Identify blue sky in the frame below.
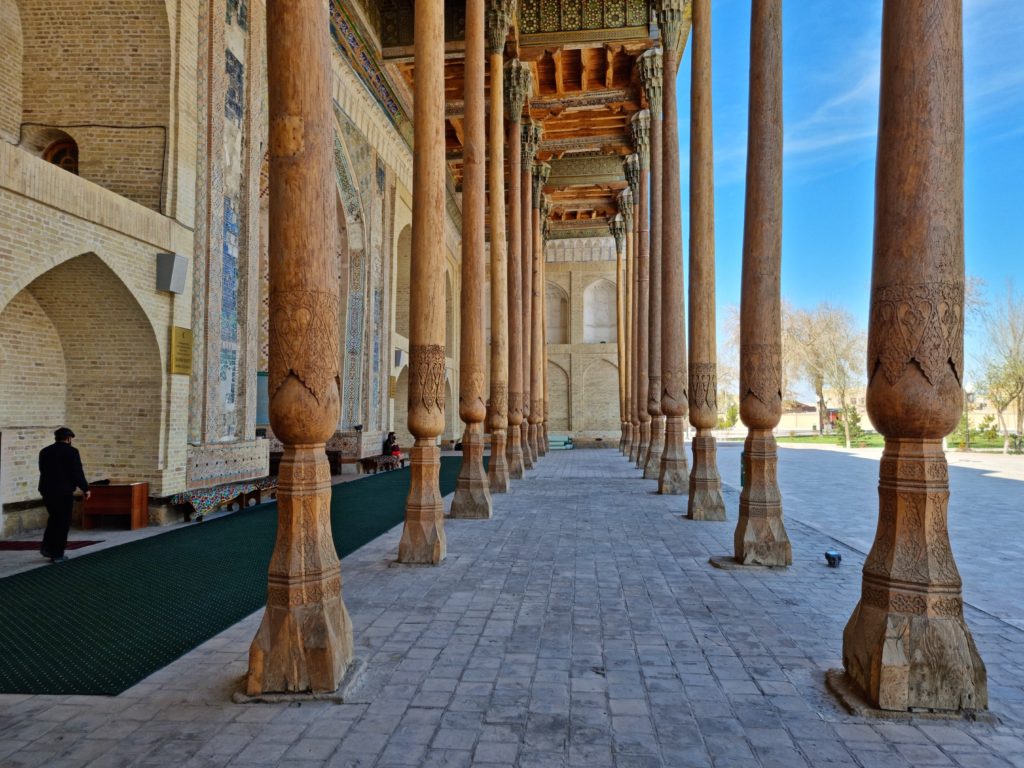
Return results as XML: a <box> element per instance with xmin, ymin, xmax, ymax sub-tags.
<box><xmin>675</xmin><ymin>0</ymin><xmax>1024</xmax><ymax>375</ymax></box>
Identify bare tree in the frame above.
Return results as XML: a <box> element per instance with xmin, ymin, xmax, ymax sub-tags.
<box><xmin>786</xmin><ymin>303</ymin><xmax>865</xmax><ymax>447</ymax></box>
<box><xmin>980</xmin><ymin>280</ymin><xmax>1024</xmax><ymax>450</ymax></box>
<box><xmin>721</xmin><ymin>301</ymin><xmax>799</xmax><ymax>407</ymax></box>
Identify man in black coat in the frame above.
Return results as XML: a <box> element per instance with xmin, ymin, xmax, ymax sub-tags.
<box><xmin>39</xmin><ymin>427</ymin><xmax>90</xmax><ymax>563</ymax></box>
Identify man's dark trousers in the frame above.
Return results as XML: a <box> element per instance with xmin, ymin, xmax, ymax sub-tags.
<box><xmin>41</xmin><ymin>495</ymin><xmax>74</xmax><ymax>558</ymax></box>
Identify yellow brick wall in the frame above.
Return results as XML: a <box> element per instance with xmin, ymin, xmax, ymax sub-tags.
<box><xmin>545</xmin><ymin>244</ymin><xmax>621</xmax><ymax>439</ymax></box>
<box><xmin>15</xmin><ymin>0</ymin><xmax>173</xmax><ymax>211</ymax></box>
<box><xmin>0</xmin><ymin>142</ymin><xmax>193</xmax><ymax>528</ymax></box>
<box><xmin>0</xmin><ymin>0</ymin><xmax>21</xmax><ymax>144</ymax></box>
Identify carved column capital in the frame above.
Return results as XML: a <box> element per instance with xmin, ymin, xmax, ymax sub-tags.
<box><xmin>504</xmin><ymin>59</ymin><xmax>531</xmax><ymax>121</ymax></box>
<box><xmin>610</xmin><ymin>213</ymin><xmax>626</xmax><ymax>253</ymax></box>
<box><xmin>638</xmin><ymin>48</ymin><xmax>664</xmax><ymax>117</ymax></box>
<box><xmin>631</xmin><ymin>110</ymin><xmax>651</xmax><ymax>169</ymax></box>
<box><xmin>522</xmin><ymin>122</ymin><xmax>542</xmax><ymax>169</ymax></box>
<box><xmin>532</xmin><ymin>160</ymin><xmax>550</xmax><ymax>204</ymax></box>
<box><xmin>540</xmin><ymin>195</ymin><xmax>551</xmax><ymax>239</ymax></box>
<box><xmin>485</xmin><ymin>0</ymin><xmax>513</xmax><ymax>54</ymax></box>
<box><xmin>618</xmin><ymin>187</ymin><xmax>633</xmax><ymax>229</ymax></box>
<box><xmin>659</xmin><ymin>0</ymin><xmax>689</xmax><ymax>54</ymax></box>
<box><xmin>623</xmin><ymin>153</ymin><xmax>640</xmax><ymax>199</ymax></box>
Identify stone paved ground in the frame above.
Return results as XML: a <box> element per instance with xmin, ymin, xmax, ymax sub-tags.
<box><xmin>1</xmin><ymin>447</ymin><xmax>1023</xmax><ymax>768</ymax></box>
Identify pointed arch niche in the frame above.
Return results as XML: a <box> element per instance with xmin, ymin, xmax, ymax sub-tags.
<box><xmin>583</xmin><ymin>279</ymin><xmax>617</xmax><ymax>344</ymax></box>
<box><xmin>546</xmin><ymin>282</ymin><xmax>569</xmax><ymax>344</ymax></box>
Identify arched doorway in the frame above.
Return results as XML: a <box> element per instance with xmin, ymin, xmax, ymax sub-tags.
<box><xmin>547</xmin><ymin>361</ymin><xmax>571</xmax><ymax>432</ymax></box>
<box><xmin>582</xmin><ymin>359</ymin><xmax>619</xmax><ymax>432</ymax></box>
<box><xmin>392</xmin><ymin>366</ymin><xmax>414</xmax><ymax>452</ymax></box>
<box><xmin>395</xmin><ymin>225</ymin><xmax>412</xmax><ymax>340</ymax></box>
<box><xmin>0</xmin><ymin>254</ymin><xmax>163</xmax><ymax>527</ymax></box>
<box><xmin>546</xmin><ymin>282</ymin><xmax>569</xmax><ymax>344</ymax></box>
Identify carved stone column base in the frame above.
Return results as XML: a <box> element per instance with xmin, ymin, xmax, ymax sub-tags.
<box><xmin>523</xmin><ymin>423</ymin><xmax>536</xmax><ymax>469</ymax></box>
<box><xmin>635</xmin><ymin>421</ymin><xmax>651</xmax><ymax>469</ymax></box>
<box><xmin>450</xmin><ymin>425</ymin><xmax>492</xmax><ymax>519</ymax></box>
<box><xmin>842</xmin><ymin>438</ymin><xmax>987</xmax><ymax>712</ymax></box>
<box><xmin>488</xmin><ymin>430</ymin><xmax>511</xmax><ymax>492</ymax></box>
<box><xmin>247</xmin><ymin>446</ymin><xmax>354</xmax><ymax>695</ymax></box>
<box><xmin>628</xmin><ymin>422</ymin><xmax>639</xmax><ymax>463</ymax></box>
<box><xmin>538</xmin><ymin>425</ymin><xmax>548</xmax><ymax>457</ymax></box>
<box><xmin>621</xmin><ymin>423</ymin><xmax>632</xmax><ymax>456</ymax></box>
<box><xmin>658</xmin><ymin>416</ymin><xmax>690</xmax><ymax>494</ymax></box>
<box><xmin>735</xmin><ymin>429</ymin><xmax>791</xmax><ymax>566</ymax></box>
<box><xmin>643</xmin><ymin>416</ymin><xmax>664</xmax><ymax>479</ymax></box>
<box><xmin>398</xmin><ymin>441</ymin><xmax>447</xmax><ymax>564</ymax></box>
<box><xmin>524</xmin><ymin>423</ymin><xmax>540</xmax><ymax>466</ymax></box>
<box><xmin>506</xmin><ymin>424</ymin><xmax>525</xmax><ymax>479</ymax></box>
<box><xmin>688</xmin><ymin>431</ymin><xmax>725</xmax><ymax>520</ymax></box>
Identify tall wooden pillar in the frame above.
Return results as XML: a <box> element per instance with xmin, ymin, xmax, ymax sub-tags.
<box><xmin>624</xmin><ymin>153</ymin><xmax>641</xmax><ymax>464</ymax></box>
<box><xmin>485</xmin><ymin>0</ymin><xmax>512</xmax><ymax>493</ymax></box>
<box><xmin>529</xmin><ymin>161</ymin><xmax>550</xmax><ymax>461</ymax></box>
<box><xmin>522</xmin><ymin>124</ymin><xmax>541</xmax><ymax>466</ymax></box>
<box><xmin>619</xmin><ymin>186</ymin><xmax>635</xmax><ymax>457</ymax></box>
<box><xmin>734</xmin><ymin>0</ymin><xmax>791</xmax><ymax>566</ymax></box>
<box><xmin>639</xmin><ymin>49</ymin><xmax>665</xmax><ymax>480</ymax></box>
<box><xmin>398</xmin><ymin>0</ymin><xmax>449</xmax><ymax>564</ymax></box>
<box><xmin>611</xmin><ymin>214</ymin><xmax>628</xmax><ymax>453</ymax></box>
<box><xmin>450</xmin><ymin>0</ymin><xmax>492</xmax><ymax>520</ymax></box>
<box><xmin>842</xmin><ymin>0</ymin><xmax>986</xmax><ymax>712</ymax></box>
<box><xmin>504</xmin><ymin>60</ymin><xmax>530</xmax><ymax>481</ymax></box>
<box><xmin>686</xmin><ymin>0</ymin><xmax>725</xmax><ymax>520</ymax></box>
<box><xmin>247</xmin><ymin>0</ymin><xmax>354</xmax><ymax>694</ymax></box>
<box><xmin>658</xmin><ymin>1</ymin><xmax>690</xmax><ymax>495</ymax></box>
<box><xmin>539</xmin><ymin>196</ymin><xmax>551</xmax><ymax>454</ymax></box>
<box><xmin>631</xmin><ymin>113</ymin><xmax>651</xmax><ymax>470</ymax></box>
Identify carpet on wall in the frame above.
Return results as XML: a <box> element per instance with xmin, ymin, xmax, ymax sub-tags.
<box><xmin>0</xmin><ymin>457</ymin><xmax>467</xmax><ymax>696</ymax></box>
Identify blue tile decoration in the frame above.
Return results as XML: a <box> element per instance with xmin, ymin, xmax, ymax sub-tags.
<box><xmin>220</xmin><ymin>195</ymin><xmax>241</xmax><ymax>419</ymax></box>
<box><xmin>225</xmin><ymin>51</ymin><xmax>244</xmax><ymax>127</ymax></box>
<box><xmin>226</xmin><ymin>0</ymin><xmax>249</xmax><ymax>30</ymax></box>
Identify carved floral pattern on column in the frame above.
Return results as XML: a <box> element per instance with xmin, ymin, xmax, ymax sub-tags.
<box><xmin>410</xmin><ymin>344</ymin><xmax>446</xmax><ymax>413</ymax></box>
<box><xmin>688</xmin><ymin>362</ymin><xmax>717</xmax><ymax>413</ymax></box>
<box><xmin>740</xmin><ymin>342</ymin><xmax>781</xmax><ymax>408</ymax></box>
<box><xmin>661</xmin><ymin>370</ymin><xmax>687</xmax><ymax>412</ymax></box>
<box><xmin>485</xmin><ymin>0</ymin><xmax>513</xmax><ymax>54</ymax></box>
<box><xmin>638</xmin><ymin>48</ymin><xmax>663</xmax><ymax>116</ymax></box>
<box><xmin>269</xmin><ymin>290</ymin><xmax>341</xmax><ymax>405</ymax></box>
<box><xmin>868</xmin><ymin>281</ymin><xmax>964</xmax><ymax>387</ymax></box>
<box><xmin>490</xmin><ymin>384</ymin><xmax>509</xmax><ymax>419</ymax></box>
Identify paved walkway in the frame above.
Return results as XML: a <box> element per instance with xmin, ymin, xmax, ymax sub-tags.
<box><xmin>1</xmin><ymin>448</ymin><xmax>1023</xmax><ymax>767</ymax></box>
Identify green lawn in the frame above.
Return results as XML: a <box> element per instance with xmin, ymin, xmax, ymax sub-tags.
<box><xmin>775</xmin><ymin>433</ymin><xmax>886</xmax><ymax>448</ymax></box>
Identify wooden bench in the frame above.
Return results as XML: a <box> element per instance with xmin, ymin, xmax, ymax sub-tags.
<box><xmin>358</xmin><ymin>454</ymin><xmax>408</xmax><ymax>474</ymax></box>
<box><xmin>82</xmin><ymin>482</ymin><xmax>149</xmax><ymax>530</ymax></box>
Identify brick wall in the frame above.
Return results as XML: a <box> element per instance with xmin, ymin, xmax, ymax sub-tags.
<box><xmin>0</xmin><ymin>142</ymin><xmax>194</xmax><ymax>529</ymax></box>
<box><xmin>544</xmin><ymin>243</ymin><xmax>621</xmax><ymax>439</ymax></box>
<box><xmin>0</xmin><ymin>0</ymin><xmax>21</xmax><ymax>144</ymax></box>
<box><xmin>16</xmin><ymin>0</ymin><xmax>172</xmax><ymax>211</ymax></box>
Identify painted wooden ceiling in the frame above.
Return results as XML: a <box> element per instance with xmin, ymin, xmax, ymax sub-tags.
<box><xmin>369</xmin><ymin>0</ymin><xmax>662</xmax><ymax>238</ymax></box>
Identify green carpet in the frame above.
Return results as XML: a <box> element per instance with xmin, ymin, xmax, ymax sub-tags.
<box><xmin>0</xmin><ymin>457</ymin><xmax>467</xmax><ymax>696</ymax></box>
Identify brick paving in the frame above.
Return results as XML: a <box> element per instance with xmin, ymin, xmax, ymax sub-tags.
<box><xmin>1</xmin><ymin>447</ymin><xmax>1023</xmax><ymax>767</ymax></box>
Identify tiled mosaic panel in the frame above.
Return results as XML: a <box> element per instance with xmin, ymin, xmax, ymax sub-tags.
<box><xmin>520</xmin><ymin>0</ymin><xmax>648</xmax><ymax>34</ymax></box>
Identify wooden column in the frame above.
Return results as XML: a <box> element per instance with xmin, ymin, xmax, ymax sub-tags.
<box><xmin>658</xmin><ymin>2</ymin><xmax>690</xmax><ymax>495</ymax></box>
<box><xmin>450</xmin><ymin>0</ymin><xmax>491</xmax><ymax>519</ymax></box>
<box><xmin>539</xmin><ymin>196</ymin><xmax>551</xmax><ymax>454</ymax></box>
<box><xmin>734</xmin><ymin>0</ymin><xmax>790</xmax><ymax>566</ymax></box>
<box><xmin>686</xmin><ymin>0</ymin><xmax>725</xmax><ymax>520</ymax></box>
<box><xmin>611</xmin><ymin>214</ymin><xmax>628</xmax><ymax>453</ymax></box>
<box><xmin>529</xmin><ymin>161</ymin><xmax>549</xmax><ymax>460</ymax></box>
<box><xmin>619</xmin><ymin>186</ymin><xmax>635</xmax><ymax>457</ymax></box>
<box><xmin>522</xmin><ymin>123</ymin><xmax>541</xmax><ymax>466</ymax></box>
<box><xmin>247</xmin><ymin>0</ymin><xmax>353</xmax><ymax>694</ymax></box>
<box><xmin>842</xmin><ymin>0</ymin><xmax>986</xmax><ymax>712</ymax></box>
<box><xmin>639</xmin><ymin>49</ymin><xmax>665</xmax><ymax>480</ymax></box>
<box><xmin>504</xmin><ymin>60</ymin><xmax>530</xmax><ymax>481</ymax></box>
<box><xmin>398</xmin><ymin>0</ymin><xmax>448</xmax><ymax>564</ymax></box>
<box><xmin>485</xmin><ymin>0</ymin><xmax>512</xmax><ymax>493</ymax></box>
<box><xmin>632</xmin><ymin>112</ymin><xmax>651</xmax><ymax>470</ymax></box>
<box><xmin>624</xmin><ymin>153</ymin><xmax>641</xmax><ymax>464</ymax></box>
